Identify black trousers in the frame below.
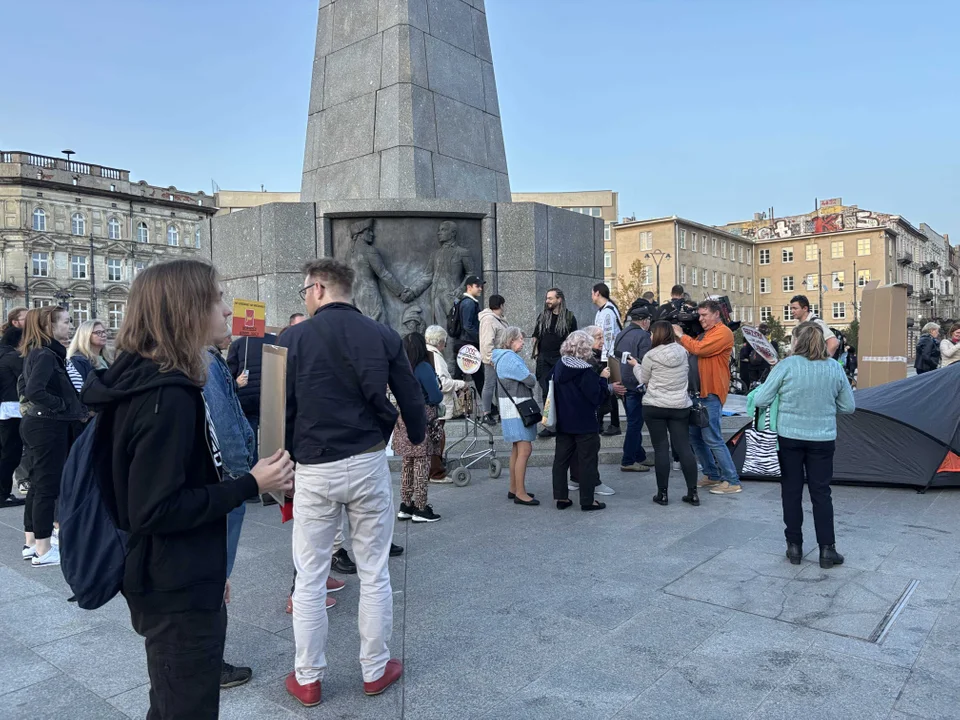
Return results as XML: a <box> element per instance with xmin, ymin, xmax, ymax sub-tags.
<box><xmin>130</xmin><ymin>604</ymin><xmax>228</xmax><ymax>720</ymax></box>
<box><xmin>0</xmin><ymin>418</ymin><xmax>22</xmax><ymax>497</ymax></box>
<box><xmin>21</xmin><ymin>416</ymin><xmax>72</xmax><ymax>539</ymax></box>
<box><xmin>535</xmin><ymin>357</ymin><xmax>558</xmax><ymax>401</ymax></box>
<box><xmin>597</xmin><ymin>392</ymin><xmax>620</xmax><ymax>429</ymax></box>
<box><xmin>777</xmin><ymin>436</ymin><xmax>836</xmax><ymax>546</ymax></box>
<box><xmin>553</xmin><ymin>432</ymin><xmax>600</xmax><ymax>507</ymax></box>
<box><xmin>644</xmin><ymin>406</ymin><xmax>698</xmax><ymax>492</ymax></box>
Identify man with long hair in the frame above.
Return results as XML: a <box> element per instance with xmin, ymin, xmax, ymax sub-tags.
<box><xmin>532</xmin><ymin>288</ymin><xmax>577</xmax><ymax>438</ymax></box>
<box><xmin>592</xmin><ymin>283</ymin><xmax>623</xmax><ymax>436</ymax></box>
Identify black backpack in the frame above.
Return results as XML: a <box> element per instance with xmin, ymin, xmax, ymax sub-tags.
<box><xmin>446</xmin><ymin>299</ymin><xmax>464</xmax><ymax>339</ymax></box>
<box><xmin>59</xmin><ymin>417</ymin><xmax>130</xmax><ymax>609</ymax></box>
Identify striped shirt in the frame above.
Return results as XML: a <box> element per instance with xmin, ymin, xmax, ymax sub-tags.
<box><xmin>65</xmin><ymin>359</ymin><xmax>84</xmax><ymax>394</ymax></box>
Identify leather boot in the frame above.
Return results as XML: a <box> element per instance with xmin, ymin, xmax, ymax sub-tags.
<box><xmin>785</xmin><ymin>542</ymin><xmax>803</xmax><ymax>565</ymax></box>
<box><xmin>653</xmin><ymin>489</ymin><xmax>668</xmax><ymax>506</ymax></box>
<box><xmin>682</xmin><ymin>489</ymin><xmax>700</xmax><ymax>506</ymax></box>
<box><xmin>819</xmin><ymin>544</ymin><xmax>844</xmax><ymax>569</ymax></box>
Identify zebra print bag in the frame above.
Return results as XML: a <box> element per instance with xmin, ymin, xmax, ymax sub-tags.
<box><xmin>741</xmin><ymin>409</ymin><xmax>780</xmax><ymax>477</ymax></box>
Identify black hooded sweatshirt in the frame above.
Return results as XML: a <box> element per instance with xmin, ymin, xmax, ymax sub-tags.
<box><xmin>82</xmin><ymin>352</ymin><xmax>259</xmax><ymax>614</ymax></box>
<box><xmin>0</xmin><ymin>327</ymin><xmax>23</xmax><ymax>403</ymax></box>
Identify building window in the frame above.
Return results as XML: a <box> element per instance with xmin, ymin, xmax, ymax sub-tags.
<box><xmin>811</xmin><ymin>303</ymin><xmax>820</xmax><ymax>316</ymax></box>
<box><xmin>759</xmin><ymin>249</ymin><xmax>770</xmax><ymax>265</ymax></box>
<box><xmin>71</xmin><ymin>213</ymin><xmax>85</xmax><ymax>236</ymax></box>
<box><xmin>642</xmin><ymin>266</ymin><xmax>653</xmax><ymax>285</ymax></box>
<box><xmin>832</xmin><ymin>271</ymin><xmax>845</xmax><ymax>290</ymax></box>
<box><xmin>679</xmin><ymin>229</ymin><xmax>686</xmax><ymax>249</ymax></box>
<box><xmin>888</xmin><ymin>241</ymin><xmax>894</xmax><ymax>257</ymax></box>
<box><xmin>738</xmin><ymin>245</ymin><xmax>744</xmax><ymax>263</ymax></box>
<box><xmin>760</xmin><ymin>277</ymin><xmax>770</xmax><ymax>294</ymax></box>
<box><xmin>680</xmin><ymin>265</ymin><xmax>687</xmax><ymax>283</ymax></box>
<box><xmin>135</xmin><ymin>261</ymin><xmax>146</xmax><ymax>276</ymax></box>
<box><xmin>806</xmin><ymin>244</ymin><xmax>818</xmax><ymax>261</ymax></box>
<box><xmin>782</xmin><ymin>247</ymin><xmax>794</xmax><ymax>263</ymax></box>
<box><xmin>782</xmin><ymin>276</ymin><xmax>794</xmax><ymax>292</ymax></box>
<box><xmin>107</xmin><ymin>258</ymin><xmax>123</xmax><ymax>282</ymax></box>
<box><xmin>722</xmin><ymin>241</ymin><xmax>727</xmax><ymax>259</ymax></box>
<box><xmin>858</xmin><ymin>269</ymin><xmax>871</xmax><ymax>287</ymax></box>
<box><xmin>858</xmin><ymin>237</ymin><xmax>871</xmax><ymax>256</ymax></box>
<box><xmin>604</xmin><ymin>224</ymin><xmax>610</xmax><ymax>242</ymax></box>
<box><xmin>167</xmin><ymin>225</ymin><xmax>179</xmax><ymax>246</ymax></box>
<box><xmin>831</xmin><ymin>240</ymin><xmax>844</xmax><ymax>258</ymax></box>
<box><xmin>712</xmin><ymin>238</ymin><xmax>718</xmax><ymax>256</ymax></box>
<box><xmin>137</xmin><ymin>222</ymin><xmax>149</xmax><ymax>243</ymax></box>
<box><xmin>32</xmin><ymin>208</ymin><xmax>46</xmax><ymax>231</ymax></box>
<box><xmin>760</xmin><ymin>306</ymin><xmax>772</xmax><ymax>322</ymax></box>
<box><xmin>108</xmin><ymin>302</ymin><xmax>125</xmax><ymax>330</ymax></box>
<box><xmin>195</xmin><ymin>227</ymin><xmax>201</xmax><ymax>248</ymax></box>
<box><xmin>32</xmin><ymin>298</ymin><xmax>53</xmax><ymax>308</ymax></box>
<box><xmin>832</xmin><ymin>302</ymin><xmax>846</xmax><ymax>320</ymax></box>
<box><xmin>747</xmin><ymin>248</ymin><xmax>753</xmax><ymax>265</ymax></box>
<box><xmin>721</xmin><ymin>273</ymin><xmax>727</xmax><ymax>290</ymax></box>
<box><xmin>747</xmin><ymin>278</ymin><xmax>752</xmax><ymax>294</ymax></box>
<box><xmin>603</xmin><ymin>252</ymin><xmax>612</xmax><ymax>269</ymax></box>
<box><xmin>712</xmin><ymin>271</ymin><xmax>718</xmax><ymax>289</ymax></box>
<box><xmin>805</xmin><ymin>273</ymin><xmax>818</xmax><ymax>291</ymax></box>
<box><xmin>739</xmin><ymin>276</ymin><xmax>744</xmax><ymax>293</ymax></box>
<box><xmin>691</xmin><ymin>233</ymin><xmax>697</xmax><ymax>252</ymax></box>
<box><xmin>783</xmin><ymin>305</ymin><xmax>793</xmax><ymax>320</ymax></box>
<box><xmin>702</xmin><ymin>239</ymin><xmax>707</xmax><ymax>255</ymax></box>
<box><xmin>71</xmin><ymin>255</ymin><xmax>88</xmax><ymax>279</ymax></box>
<box><xmin>691</xmin><ymin>266</ymin><xmax>698</xmax><ymax>286</ymax></box>
<box><xmin>32</xmin><ymin>252</ymin><xmax>49</xmax><ymax>277</ymax></box>
<box><xmin>108</xmin><ymin>217</ymin><xmax>122</xmax><ymax>240</ymax></box>
<box><xmin>73</xmin><ymin>300</ymin><xmax>90</xmax><ymax>326</ymax></box>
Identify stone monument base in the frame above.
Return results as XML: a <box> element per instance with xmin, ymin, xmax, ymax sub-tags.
<box><xmin>208</xmin><ymin>199</ymin><xmax>604</xmax><ymax>343</ymax></box>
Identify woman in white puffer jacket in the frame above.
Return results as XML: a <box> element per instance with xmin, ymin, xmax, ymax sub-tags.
<box><xmin>940</xmin><ymin>323</ymin><xmax>960</xmax><ymax>368</ymax></box>
<box><xmin>628</xmin><ymin>320</ymin><xmax>700</xmax><ymax>507</ymax></box>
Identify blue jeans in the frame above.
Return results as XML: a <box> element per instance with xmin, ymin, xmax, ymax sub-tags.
<box><xmin>621</xmin><ymin>392</ymin><xmax>647</xmax><ymax>465</ymax></box>
<box><xmin>689</xmin><ymin>394</ymin><xmax>740</xmax><ymax>485</ymax></box>
<box><xmin>226</xmin><ymin>500</ymin><xmax>246</xmax><ymax>578</ymax></box>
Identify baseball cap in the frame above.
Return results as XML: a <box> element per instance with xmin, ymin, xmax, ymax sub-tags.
<box><xmin>465</xmin><ymin>275</ymin><xmax>485</xmax><ymax>287</ymax></box>
<box><xmin>628</xmin><ymin>306</ymin><xmax>652</xmax><ymax>321</ymax></box>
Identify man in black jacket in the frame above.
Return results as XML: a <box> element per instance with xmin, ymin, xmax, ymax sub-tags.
<box><xmin>614</xmin><ymin>306</ymin><xmax>653</xmax><ymax>472</ymax></box>
<box><xmin>915</xmin><ymin>322</ymin><xmax>941</xmax><ymax>374</ymax></box>
<box><xmin>280</xmin><ymin>258</ymin><xmax>425</xmax><ymax>706</ymax></box>
<box><xmin>451</xmin><ymin>276</ymin><xmax>484</xmax><ymax>390</ymax></box>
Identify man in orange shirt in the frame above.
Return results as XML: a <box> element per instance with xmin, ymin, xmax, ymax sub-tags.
<box><xmin>673</xmin><ymin>300</ymin><xmax>742</xmax><ymax>495</ymax></box>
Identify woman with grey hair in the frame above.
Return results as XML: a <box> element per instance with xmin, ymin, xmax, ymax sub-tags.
<box><xmin>551</xmin><ymin>330</ymin><xmax>610</xmax><ymax>511</ymax></box>
<box><xmin>492</xmin><ymin>327</ymin><xmax>539</xmax><ymax>505</ymax></box>
<box><xmin>753</xmin><ymin>321</ymin><xmax>855</xmax><ymax>569</ymax></box>
<box><xmin>914</xmin><ymin>322</ymin><xmax>941</xmax><ymax>374</ymax></box>
<box><xmin>425</xmin><ymin>325</ymin><xmax>465</xmax><ymax>483</ymax></box>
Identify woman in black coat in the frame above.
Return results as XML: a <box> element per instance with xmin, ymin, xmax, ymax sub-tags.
<box><xmin>0</xmin><ymin>307</ymin><xmax>26</xmax><ymax>507</ymax></box>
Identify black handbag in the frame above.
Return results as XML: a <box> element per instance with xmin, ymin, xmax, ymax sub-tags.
<box><xmin>497</xmin><ymin>378</ymin><xmax>542</xmax><ymax>427</ymax></box>
<box><xmin>689</xmin><ymin>392</ymin><xmax>710</xmax><ymax>428</ymax></box>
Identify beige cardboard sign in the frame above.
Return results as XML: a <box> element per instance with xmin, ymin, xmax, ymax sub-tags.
<box><xmin>259</xmin><ymin>344</ymin><xmax>288</xmax><ymax>505</ymax></box>
<box><xmin>858</xmin><ymin>281</ymin><xmax>907</xmax><ymax>389</ymax></box>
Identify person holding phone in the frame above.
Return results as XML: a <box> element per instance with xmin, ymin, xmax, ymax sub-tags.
<box><xmin>613</xmin><ymin>306</ymin><xmax>653</xmax><ymax>473</ymax></box>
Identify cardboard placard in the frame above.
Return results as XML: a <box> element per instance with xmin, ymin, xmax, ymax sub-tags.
<box><xmin>607</xmin><ymin>356</ymin><xmax>622</xmax><ymax>383</ymax></box>
<box><xmin>741</xmin><ymin>326</ymin><xmax>779</xmax><ymax>366</ymax></box>
<box><xmin>259</xmin><ymin>344</ymin><xmax>288</xmax><ymax>506</ymax></box>
<box><xmin>858</xmin><ymin>281</ymin><xmax>907</xmax><ymax>389</ymax></box>
<box><xmin>456</xmin><ymin>345</ymin><xmax>482</xmax><ymax>375</ymax></box>
<box><xmin>231</xmin><ymin>299</ymin><xmax>266</xmax><ymax>338</ymax></box>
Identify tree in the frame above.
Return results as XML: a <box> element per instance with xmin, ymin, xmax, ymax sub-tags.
<box><xmin>767</xmin><ymin>315</ymin><xmax>787</xmax><ymax>347</ymax></box>
<box><xmin>611</xmin><ymin>258</ymin><xmax>647</xmax><ymax>312</ymax></box>
<box><xmin>844</xmin><ymin>319</ymin><xmax>859</xmax><ymax>350</ymax></box>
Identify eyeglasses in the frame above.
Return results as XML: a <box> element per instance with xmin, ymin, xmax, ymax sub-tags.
<box><xmin>92</xmin><ymin>330</ymin><xmax>108</xmax><ymax>337</ymax></box>
<box><xmin>298</xmin><ymin>282</ymin><xmax>323</xmax><ymax>301</ymax></box>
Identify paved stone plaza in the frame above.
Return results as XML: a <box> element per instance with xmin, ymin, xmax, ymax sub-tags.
<box><xmin>1</xmin><ymin>464</ymin><xmax>958</xmax><ymax>719</ymax></box>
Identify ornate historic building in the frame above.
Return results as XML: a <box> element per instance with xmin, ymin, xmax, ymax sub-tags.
<box><xmin>0</xmin><ymin>150</ymin><xmax>217</xmax><ymax>331</ymax></box>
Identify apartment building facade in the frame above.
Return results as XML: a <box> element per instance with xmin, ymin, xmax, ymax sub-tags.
<box><xmin>511</xmin><ymin>190</ymin><xmax>619</xmax><ymax>283</ymax></box>
<box><xmin>0</xmin><ymin>150</ymin><xmax>216</xmax><ymax>329</ymax></box>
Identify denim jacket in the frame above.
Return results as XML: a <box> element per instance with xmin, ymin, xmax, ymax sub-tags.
<box><xmin>203</xmin><ymin>348</ymin><xmax>255</xmax><ymax>479</ymax></box>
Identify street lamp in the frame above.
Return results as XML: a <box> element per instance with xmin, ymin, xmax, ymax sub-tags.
<box><xmin>53</xmin><ymin>288</ymin><xmax>73</xmax><ymax>309</ymax></box>
<box><xmin>644</xmin><ymin>249</ymin><xmax>671</xmax><ymax>304</ymax></box>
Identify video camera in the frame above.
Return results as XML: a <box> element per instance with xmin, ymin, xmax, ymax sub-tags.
<box><xmin>638</xmin><ymin>295</ymin><xmax>740</xmax><ymax>337</ymax></box>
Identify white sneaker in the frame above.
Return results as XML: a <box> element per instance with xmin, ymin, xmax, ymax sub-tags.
<box><xmin>568</xmin><ymin>481</ymin><xmax>580</xmax><ymax>491</ymax></box>
<box><xmin>595</xmin><ymin>483</ymin><xmax>616</xmax><ymax>496</ymax></box>
<box><xmin>429</xmin><ymin>476</ymin><xmax>454</xmax><ymax>484</ymax></box>
<box><xmin>51</xmin><ymin>529</ymin><xmax>59</xmax><ymax>548</ymax></box>
<box><xmin>31</xmin><ymin>547</ymin><xmax>60</xmax><ymax>567</ymax></box>
<box><xmin>22</xmin><ymin>545</ymin><xmax>36</xmax><ymax>561</ymax></box>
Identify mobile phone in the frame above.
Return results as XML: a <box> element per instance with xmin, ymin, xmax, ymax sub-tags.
<box><xmin>621</xmin><ymin>352</ymin><xmax>632</xmax><ymax>363</ymax></box>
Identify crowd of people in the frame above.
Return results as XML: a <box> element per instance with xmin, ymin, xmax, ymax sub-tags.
<box><xmin>0</xmin><ymin>256</ymin><xmax>865</xmax><ymax>717</ymax></box>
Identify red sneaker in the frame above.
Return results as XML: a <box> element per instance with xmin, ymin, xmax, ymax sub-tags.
<box><xmin>326</xmin><ymin>596</ymin><xmax>337</xmax><ymax>609</ymax></box>
<box><xmin>326</xmin><ymin>576</ymin><xmax>345</xmax><ymax>593</ymax></box>
<box><xmin>287</xmin><ymin>595</ymin><xmax>336</xmax><ymax>614</ymax></box>
<box><xmin>285</xmin><ymin>595</ymin><xmax>293</xmax><ymax>614</ymax></box>
<box><xmin>285</xmin><ymin>672</ymin><xmax>321</xmax><ymax>707</ymax></box>
<box><xmin>363</xmin><ymin>659</ymin><xmax>403</xmax><ymax>696</ymax></box>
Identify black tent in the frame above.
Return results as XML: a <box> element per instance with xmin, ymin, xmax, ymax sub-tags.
<box><xmin>727</xmin><ymin>364</ymin><xmax>960</xmax><ymax>490</ymax></box>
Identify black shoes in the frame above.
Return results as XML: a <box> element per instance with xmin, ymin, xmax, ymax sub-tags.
<box><xmin>507</xmin><ymin>492</ymin><xmax>535</xmax><ymax>500</ymax></box>
<box><xmin>682</xmin><ymin>490</ymin><xmax>700</xmax><ymax>506</ymax></box>
<box><xmin>538</xmin><ymin>428</ymin><xmax>556</xmax><ymax>439</ymax></box>
<box><xmin>601</xmin><ymin>426</ymin><xmax>622</xmax><ymax>437</ymax></box>
<box><xmin>397</xmin><ymin>502</ymin><xmax>413</xmax><ymax>520</ymax></box>
<box><xmin>332</xmin><ymin>548</ymin><xmax>357</xmax><ymax>574</ymax></box>
<box><xmin>514</xmin><ymin>496</ymin><xmax>540</xmax><ymax>506</ymax></box>
<box><xmin>0</xmin><ymin>493</ymin><xmax>25</xmax><ymax>508</ymax></box>
<box><xmin>786</xmin><ymin>543</ymin><xmax>803</xmax><ymax>565</ymax></box>
<box><xmin>653</xmin><ymin>489</ymin><xmax>668</xmax><ymax>506</ymax></box>
<box><xmin>412</xmin><ymin>504</ymin><xmax>441</xmax><ymax>523</ymax></box>
<box><xmin>390</xmin><ymin>543</ymin><xmax>404</xmax><ymax>557</ymax></box>
<box><xmin>556</xmin><ymin>499</ymin><xmax>573</xmax><ymax>510</ymax></box>
<box><xmin>220</xmin><ymin>662</ymin><xmax>253</xmax><ymax>689</ymax></box>
<box><xmin>481</xmin><ymin>414</ymin><xmax>498</xmax><ymax>426</ymax></box>
<box><xmin>261</xmin><ymin>494</ymin><xmax>278</xmax><ymax>507</ymax></box>
<box><xmin>581</xmin><ymin>501</ymin><xmax>606</xmax><ymax>512</ymax></box>
<box><xmin>819</xmin><ymin>544</ymin><xmax>844</xmax><ymax>569</ymax></box>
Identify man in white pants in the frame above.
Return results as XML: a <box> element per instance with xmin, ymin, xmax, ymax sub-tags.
<box><xmin>279</xmin><ymin>259</ymin><xmax>426</xmax><ymax>707</ymax></box>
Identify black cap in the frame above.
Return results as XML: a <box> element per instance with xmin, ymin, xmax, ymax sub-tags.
<box><xmin>465</xmin><ymin>275</ymin><xmax>485</xmax><ymax>287</ymax></box>
<box><xmin>628</xmin><ymin>306</ymin><xmax>652</xmax><ymax>321</ymax></box>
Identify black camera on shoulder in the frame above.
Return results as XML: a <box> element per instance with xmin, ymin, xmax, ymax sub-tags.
<box><xmin>641</xmin><ymin>295</ymin><xmax>741</xmax><ymax>337</ymax></box>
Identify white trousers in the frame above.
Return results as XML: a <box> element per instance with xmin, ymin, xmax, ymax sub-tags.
<box><xmin>292</xmin><ymin>450</ymin><xmax>395</xmax><ymax>684</ymax></box>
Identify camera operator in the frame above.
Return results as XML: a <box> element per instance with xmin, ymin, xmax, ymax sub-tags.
<box><xmin>673</xmin><ymin>299</ymin><xmax>742</xmax><ymax>495</ymax></box>
<box><xmin>665</xmin><ymin>285</ymin><xmax>686</xmax><ymax>316</ymax></box>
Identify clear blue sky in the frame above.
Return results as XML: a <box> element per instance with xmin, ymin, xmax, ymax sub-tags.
<box><xmin>3</xmin><ymin>0</ymin><xmax>957</xmax><ymax>234</ymax></box>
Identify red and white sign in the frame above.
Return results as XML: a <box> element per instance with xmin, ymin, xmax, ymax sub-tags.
<box><xmin>742</xmin><ymin>326</ymin><xmax>779</xmax><ymax>366</ymax></box>
<box><xmin>456</xmin><ymin>345</ymin><xmax>482</xmax><ymax>375</ymax></box>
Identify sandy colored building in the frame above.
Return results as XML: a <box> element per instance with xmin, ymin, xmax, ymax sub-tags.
<box><xmin>214</xmin><ymin>190</ymin><xmax>301</xmax><ymax>214</ymax></box>
<box><xmin>511</xmin><ymin>190</ymin><xmax>618</xmax><ymax>283</ymax></box>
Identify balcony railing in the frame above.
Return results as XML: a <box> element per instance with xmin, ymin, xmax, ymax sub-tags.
<box><xmin>0</xmin><ymin>150</ymin><xmax>128</xmax><ymax>181</ymax></box>
<box><xmin>897</xmin><ymin>251</ymin><xmax>913</xmax><ymax>266</ymax></box>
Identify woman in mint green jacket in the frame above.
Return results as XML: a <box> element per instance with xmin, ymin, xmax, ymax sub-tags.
<box><xmin>753</xmin><ymin>321</ymin><xmax>855</xmax><ymax>571</ymax></box>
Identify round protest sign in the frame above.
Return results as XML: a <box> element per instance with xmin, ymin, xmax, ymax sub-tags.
<box><xmin>456</xmin><ymin>345</ymin><xmax>482</xmax><ymax>375</ymax></box>
<box><xmin>741</xmin><ymin>325</ymin><xmax>779</xmax><ymax>366</ymax></box>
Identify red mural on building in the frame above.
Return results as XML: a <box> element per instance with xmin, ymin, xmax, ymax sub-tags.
<box><xmin>814</xmin><ymin>214</ymin><xmax>843</xmax><ymax>234</ymax></box>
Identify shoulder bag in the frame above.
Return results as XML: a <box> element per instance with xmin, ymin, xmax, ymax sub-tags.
<box><xmin>686</xmin><ymin>351</ymin><xmax>709</xmax><ymax>428</ymax></box>
<box><xmin>497</xmin><ymin>377</ymin><xmax>542</xmax><ymax>428</ymax></box>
